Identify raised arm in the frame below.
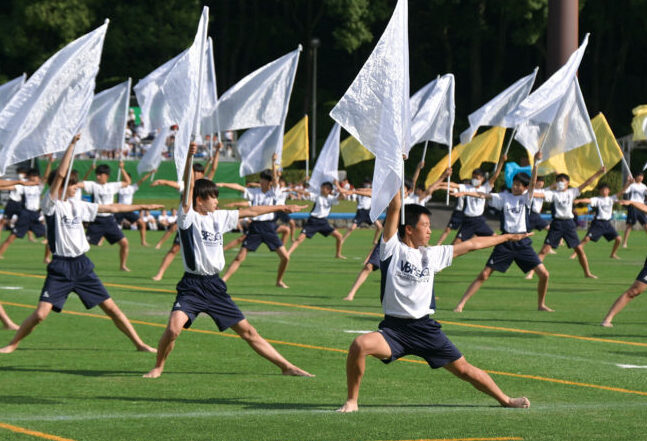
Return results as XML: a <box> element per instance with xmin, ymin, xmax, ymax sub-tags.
<box><xmin>216</xmin><ymin>182</ymin><xmax>247</xmax><ymax>192</ymax></box>
<box><xmin>426</xmin><ymin>168</ymin><xmax>452</xmax><ymax>195</ymax></box>
<box><xmin>50</xmin><ymin>134</ymin><xmax>81</xmax><ymax>199</ymax></box>
<box><xmin>238</xmin><ymin>203</ymin><xmax>306</xmax><ymax>219</ymax></box>
<box><xmin>150</xmin><ymin>179</ymin><xmax>180</xmax><ymax>190</ymax></box>
<box><xmin>43</xmin><ymin>154</ymin><xmax>55</xmax><ymax>182</ymax></box>
<box><xmin>528</xmin><ymin>152</ymin><xmax>541</xmax><ymax>197</ymax></box>
<box><xmin>119</xmin><ymin>161</ymin><xmax>132</xmax><ymax>187</ymax></box>
<box><xmin>488</xmin><ymin>153</ymin><xmax>508</xmax><ymax>187</ymax></box>
<box><xmin>577</xmin><ymin>166</ymin><xmax>606</xmax><ymax>193</ymax></box>
<box><xmin>136</xmin><ymin>171</ymin><xmax>154</xmax><ymax>187</ymax></box>
<box><xmin>205</xmin><ymin>142</ymin><xmax>222</xmax><ymax>181</ymax></box>
<box><xmin>181</xmin><ymin>143</ymin><xmax>198</xmax><ymax>212</ymax></box>
<box><xmin>382</xmin><ymin>189</ymin><xmax>401</xmax><ymax>242</ymax></box>
<box><xmin>411</xmin><ymin>160</ymin><xmax>424</xmax><ymax>190</ymax></box>
<box><xmin>453</xmin><ymin>232</ymin><xmax>532</xmax><ymax>258</ymax></box>
<box><xmin>81</xmin><ymin>161</ymin><xmax>95</xmax><ymax>182</ymax></box>
<box><xmin>616</xmin><ymin>177</ymin><xmax>634</xmax><ymax>199</ymax></box>
<box><xmin>271</xmin><ymin>152</ymin><xmax>280</xmax><ymax>187</ymax></box>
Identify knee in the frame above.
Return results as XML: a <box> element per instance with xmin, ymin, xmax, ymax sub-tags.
<box><xmin>238</xmin><ymin>325</ymin><xmax>259</xmax><ymax>342</ymax></box>
<box><xmin>167</xmin><ymin>324</ymin><xmax>183</xmax><ymax>340</ymax></box>
<box><xmin>33</xmin><ymin>310</ymin><xmax>48</xmax><ymax>323</ymax></box>
<box><xmin>477</xmin><ymin>270</ymin><xmax>490</xmax><ymax>282</ymax></box>
<box><xmin>627</xmin><ymin>287</ymin><xmax>643</xmax><ymax>299</ymax></box>
<box><xmin>120</xmin><ymin>239</ymin><xmax>129</xmax><ymax>249</ymax></box>
<box><xmin>536</xmin><ymin>267</ymin><xmax>549</xmax><ymax>280</ymax></box>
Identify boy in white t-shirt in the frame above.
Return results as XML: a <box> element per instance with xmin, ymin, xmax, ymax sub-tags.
<box><xmin>341</xmin><ymin>179</ymin><xmax>383</xmax><ymax>245</ymax></box>
<box><xmin>143</xmin><ymin>143</ymin><xmax>311</xmax><ymax>378</ymax></box>
<box><xmin>621</xmin><ymin>172</ymin><xmax>647</xmax><ymax>248</ymax></box>
<box><xmin>114</xmin><ymin>166</ymin><xmax>153</xmax><ymax>246</ymax></box>
<box><xmin>337</xmin><ymin>189</ymin><xmax>531</xmax><ymax>413</ymax></box>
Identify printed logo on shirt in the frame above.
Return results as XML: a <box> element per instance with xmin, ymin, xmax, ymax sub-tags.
<box><xmin>61</xmin><ymin>215</ymin><xmax>83</xmax><ymax>228</ymax></box>
<box><xmin>200</xmin><ymin>230</ymin><xmax>223</xmax><ymax>247</ymax></box>
<box><xmin>396</xmin><ymin>259</ymin><xmax>430</xmax><ymax>282</ymax></box>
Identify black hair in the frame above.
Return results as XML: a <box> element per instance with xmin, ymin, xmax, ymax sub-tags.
<box><xmin>362</xmin><ymin>178</ymin><xmax>372</xmax><ymax>188</ymax></box>
<box><xmin>472</xmin><ymin>168</ymin><xmax>484</xmax><ymax>178</ymax></box>
<box><xmin>26</xmin><ymin>168</ymin><xmax>40</xmax><ymax>178</ymax></box>
<box><xmin>598</xmin><ymin>182</ymin><xmax>610</xmax><ymax>190</ymax></box>
<box><xmin>321</xmin><ymin>181</ymin><xmax>333</xmax><ymax>191</ymax></box>
<box><xmin>513</xmin><ymin>172</ymin><xmax>530</xmax><ymax>188</ymax></box>
<box><xmin>636</xmin><ymin>171</ymin><xmax>644</xmax><ymax>177</ymax></box>
<box><xmin>555</xmin><ymin>173</ymin><xmax>570</xmax><ymax>183</ymax></box>
<box><xmin>192</xmin><ymin>163</ymin><xmax>205</xmax><ymax>173</ymax></box>
<box><xmin>536</xmin><ymin>175</ymin><xmax>545</xmax><ymax>182</ymax></box>
<box><xmin>17</xmin><ymin>166</ymin><xmax>29</xmax><ymax>174</ymax></box>
<box><xmin>259</xmin><ymin>169</ymin><xmax>273</xmax><ymax>182</ymax></box>
<box><xmin>416</xmin><ymin>184</ymin><xmax>426</xmax><ymax>191</ymax></box>
<box><xmin>397</xmin><ymin>204</ymin><xmax>431</xmax><ymax>239</ymax></box>
<box><xmin>47</xmin><ymin>168</ymin><xmax>79</xmax><ymax>187</ymax></box>
<box><xmin>95</xmin><ymin>164</ymin><xmax>110</xmax><ymax>176</ymax></box>
<box><xmin>193</xmin><ymin>178</ymin><xmax>219</xmax><ymax>206</ymax></box>
<box><xmin>404</xmin><ymin>178</ymin><xmax>413</xmax><ymax>191</ymax></box>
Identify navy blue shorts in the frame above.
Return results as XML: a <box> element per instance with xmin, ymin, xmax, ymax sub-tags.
<box><xmin>636</xmin><ymin>258</ymin><xmax>647</xmax><ymax>284</ymax></box>
<box><xmin>586</xmin><ymin>219</ymin><xmax>618</xmax><ymax>242</ymax></box>
<box><xmin>486</xmin><ymin>237</ymin><xmax>541</xmax><ymax>273</ymax></box>
<box><xmin>457</xmin><ymin>215</ymin><xmax>493</xmax><ymax>241</ymax></box>
<box><xmin>172</xmin><ymin>273</ymin><xmax>245</xmax><ymax>331</ymax></box>
<box><xmin>545</xmin><ymin>218</ymin><xmax>580</xmax><ymax>249</ymax></box>
<box><xmin>353</xmin><ymin>209</ymin><xmax>373</xmax><ymax>226</ymax></box>
<box><xmin>243</xmin><ymin>221</ymin><xmax>282</xmax><ymax>251</ymax></box>
<box><xmin>301</xmin><ymin>216</ymin><xmax>335</xmax><ymax>238</ymax></box>
<box><xmin>39</xmin><ymin>255</ymin><xmax>111</xmax><ymax>312</ymax></box>
<box><xmin>378</xmin><ymin>315</ymin><xmax>462</xmax><ymax>369</ymax></box>
<box><xmin>115</xmin><ymin>211</ymin><xmax>140</xmax><ymax>224</ymax></box>
<box><xmin>274</xmin><ymin>211</ymin><xmax>291</xmax><ymax>224</ymax></box>
<box><xmin>3</xmin><ymin>199</ymin><xmax>23</xmax><ymax>221</ymax></box>
<box><xmin>447</xmin><ymin>210</ymin><xmax>464</xmax><ymax>230</ymax></box>
<box><xmin>86</xmin><ymin>215</ymin><xmax>125</xmax><ymax>245</ymax></box>
<box><xmin>12</xmin><ymin>209</ymin><xmax>45</xmax><ymax>238</ymax></box>
<box><xmin>528</xmin><ymin>212</ymin><xmax>549</xmax><ymax>231</ymax></box>
<box><xmin>626</xmin><ymin>205</ymin><xmax>647</xmax><ymax>226</ymax></box>
<box><xmin>367</xmin><ymin>243</ymin><xmax>380</xmax><ymax>271</ymax></box>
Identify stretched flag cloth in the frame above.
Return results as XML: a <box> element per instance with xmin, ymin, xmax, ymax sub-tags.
<box><xmin>0</xmin><ymin>74</ymin><xmax>26</xmax><ymax>112</ymax></box>
<box><xmin>330</xmin><ymin>0</ymin><xmax>409</xmax><ymax>221</ymax></box>
<box><xmin>213</xmin><ymin>47</ymin><xmax>301</xmax><ymax>132</ymax></box>
<box><xmin>408</xmin><ymin>74</ymin><xmax>455</xmax><ymax>151</ymax></box>
<box><xmin>423</xmin><ymin>143</ymin><xmax>467</xmax><ymax>189</ymax></box>
<box><xmin>506</xmin><ymin>34</ymin><xmax>597</xmax><ymax>163</ymax></box>
<box><xmin>0</xmin><ymin>21</ymin><xmax>108</xmax><ymax>175</ymax></box>
<box><xmin>309</xmin><ymin>123</ymin><xmax>341</xmax><ymax>191</ymax></box>
<box><xmin>138</xmin><ymin>127</ymin><xmax>170</xmax><ymax>175</ymax></box>
<box><xmin>458</xmin><ymin>126</ymin><xmax>506</xmax><ymax>180</ymax></box>
<box><xmin>200</xmin><ymin>37</ymin><xmax>219</xmax><ymax>137</ymax></box>
<box><xmin>237</xmin><ymin>125</ymin><xmax>282</xmax><ymax>176</ymax></box>
<box><xmin>340</xmin><ymin>135</ymin><xmax>374</xmax><ymax>166</ymax></box>
<box><xmin>281</xmin><ymin>115</ymin><xmax>309</xmax><ymax>168</ymax></box>
<box><xmin>630</xmin><ymin>104</ymin><xmax>647</xmax><ymax>141</ymax></box>
<box><xmin>459</xmin><ymin>68</ymin><xmax>537</xmax><ymax>145</ymax></box>
<box><xmin>538</xmin><ymin>113</ymin><xmax>623</xmax><ymax>191</ymax></box>
<box><xmin>160</xmin><ymin>6</ymin><xmax>209</xmax><ymax>181</ymax></box>
<box><xmin>76</xmin><ymin>79</ymin><xmax>130</xmax><ymax>155</ymax></box>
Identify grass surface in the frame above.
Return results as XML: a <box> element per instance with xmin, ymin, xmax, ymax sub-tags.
<box><xmin>0</xmin><ymin>226</ymin><xmax>645</xmax><ymax>441</ymax></box>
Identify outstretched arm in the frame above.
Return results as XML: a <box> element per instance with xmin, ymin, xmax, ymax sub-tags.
<box><xmin>136</xmin><ymin>171</ymin><xmax>153</xmax><ymax>187</ymax></box>
<box><xmin>620</xmin><ymin>200</ymin><xmax>647</xmax><ymax>213</ymax></box>
<box><xmin>453</xmin><ymin>233</ymin><xmax>532</xmax><ymax>258</ymax></box>
<box><xmin>488</xmin><ymin>153</ymin><xmax>508</xmax><ymax>187</ymax></box>
<box><xmin>426</xmin><ymin>168</ymin><xmax>452</xmax><ymax>195</ymax></box>
<box><xmin>352</xmin><ymin>188</ymin><xmax>373</xmax><ymax>197</ymax></box>
<box><xmin>50</xmin><ymin>134</ymin><xmax>81</xmax><ymax>199</ymax></box>
<box><xmin>98</xmin><ymin>203</ymin><xmax>163</xmax><ymax>214</ymax></box>
<box><xmin>238</xmin><ymin>204</ymin><xmax>306</xmax><ymax>219</ymax></box>
<box><xmin>150</xmin><ymin>179</ymin><xmax>180</xmax><ymax>190</ymax></box>
<box><xmin>382</xmin><ymin>189</ymin><xmax>401</xmax><ymax>242</ymax></box>
<box><xmin>573</xmin><ymin>198</ymin><xmax>592</xmax><ymax>205</ymax></box>
<box><xmin>577</xmin><ymin>166</ymin><xmax>606</xmax><ymax>193</ymax></box>
<box><xmin>616</xmin><ymin>177</ymin><xmax>634</xmax><ymax>199</ymax></box>
<box><xmin>216</xmin><ymin>182</ymin><xmax>246</xmax><ymax>192</ymax></box>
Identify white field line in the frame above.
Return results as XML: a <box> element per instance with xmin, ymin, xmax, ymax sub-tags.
<box><xmin>616</xmin><ymin>364</ymin><xmax>647</xmax><ymax>369</ymax></box>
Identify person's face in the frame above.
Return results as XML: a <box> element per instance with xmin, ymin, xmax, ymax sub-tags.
<box><xmin>194</xmin><ymin>171</ymin><xmax>205</xmax><ymax>180</ymax></box>
<box><xmin>636</xmin><ymin>175</ymin><xmax>644</xmax><ymax>183</ymax></box>
<box><xmin>556</xmin><ymin>178</ymin><xmax>569</xmax><ymax>190</ymax></box>
<box><xmin>321</xmin><ymin>185</ymin><xmax>331</xmax><ymax>196</ymax></box>
<box><xmin>197</xmin><ymin>195</ymin><xmax>219</xmax><ymax>213</ymax></box>
<box><xmin>535</xmin><ymin>180</ymin><xmax>545</xmax><ymax>189</ymax></box>
<box><xmin>28</xmin><ymin>175</ymin><xmax>40</xmax><ymax>183</ymax></box>
<box><xmin>599</xmin><ymin>187</ymin><xmax>610</xmax><ymax>197</ymax></box>
<box><xmin>96</xmin><ymin>172</ymin><xmax>109</xmax><ymax>184</ymax></box>
<box><xmin>471</xmin><ymin>174</ymin><xmax>484</xmax><ymax>186</ymax></box>
<box><xmin>407</xmin><ymin>214</ymin><xmax>431</xmax><ymax>247</ymax></box>
<box><xmin>260</xmin><ymin>178</ymin><xmax>271</xmax><ymax>192</ymax></box>
<box><xmin>511</xmin><ymin>180</ymin><xmax>526</xmax><ymax>196</ymax></box>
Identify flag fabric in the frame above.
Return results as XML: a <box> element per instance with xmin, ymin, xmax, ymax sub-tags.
<box><xmin>0</xmin><ymin>74</ymin><xmax>26</xmax><ymax>112</ymax></box>
<box><xmin>458</xmin><ymin>126</ymin><xmax>506</xmax><ymax>180</ymax></box>
<box><xmin>423</xmin><ymin>143</ymin><xmax>468</xmax><ymax>188</ymax></box>
<box><xmin>459</xmin><ymin>68</ymin><xmax>537</xmax><ymax>145</ymax></box>
<box><xmin>340</xmin><ymin>136</ymin><xmax>374</xmax><ymax>166</ymax></box>
<box><xmin>408</xmin><ymin>74</ymin><xmax>455</xmax><ymax>151</ymax></box>
<box><xmin>281</xmin><ymin>115</ymin><xmax>309</xmax><ymax>168</ymax></box>
<box><xmin>309</xmin><ymin>123</ymin><xmax>341</xmax><ymax>191</ymax></box>
<box><xmin>160</xmin><ymin>6</ymin><xmax>209</xmax><ymax>180</ymax></box>
<box><xmin>538</xmin><ymin>113</ymin><xmax>623</xmax><ymax>191</ymax></box>
<box><xmin>213</xmin><ymin>48</ymin><xmax>301</xmax><ymax>132</ymax></box>
<box><xmin>0</xmin><ymin>21</ymin><xmax>108</xmax><ymax>175</ymax></box>
<box><xmin>237</xmin><ymin>125</ymin><xmax>283</xmax><ymax>176</ymax></box>
<box><xmin>330</xmin><ymin>0</ymin><xmax>409</xmax><ymax>221</ymax></box>
<box><xmin>138</xmin><ymin>127</ymin><xmax>170</xmax><ymax>175</ymax></box>
<box><xmin>631</xmin><ymin>104</ymin><xmax>647</xmax><ymax>141</ymax></box>
<box><xmin>76</xmin><ymin>79</ymin><xmax>130</xmax><ymax>155</ymax></box>
<box><xmin>200</xmin><ymin>37</ymin><xmax>219</xmax><ymax>137</ymax></box>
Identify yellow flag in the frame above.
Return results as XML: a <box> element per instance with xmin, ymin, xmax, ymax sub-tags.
<box><xmin>539</xmin><ymin>113</ymin><xmax>623</xmax><ymax>192</ymax></box>
<box><xmin>631</xmin><ymin>105</ymin><xmax>647</xmax><ymax>141</ymax></box>
<box><xmin>281</xmin><ymin>115</ymin><xmax>309</xmax><ymax>168</ymax></box>
<box><xmin>424</xmin><ymin>143</ymin><xmax>468</xmax><ymax>188</ymax></box>
<box><xmin>340</xmin><ymin>136</ymin><xmax>374</xmax><ymax>166</ymax></box>
<box><xmin>458</xmin><ymin>127</ymin><xmax>506</xmax><ymax>180</ymax></box>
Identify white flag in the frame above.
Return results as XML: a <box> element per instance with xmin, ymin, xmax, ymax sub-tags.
<box><xmin>0</xmin><ymin>21</ymin><xmax>108</xmax><ymax>174</ymax></box>
<box><xmin>160</xmin><ymin>6</ymin><xmax>209</xmax><ymax>180</ymax></box>
<box><xmin>237</xmin><ymin>125</ymin><xmax>282</xmax><ymax>176</ymax></box>
<box><xmin>200</xmin><ymin>37</ymin><xmax>220</xmax><ymax>137</ymax></box>
<box><xmin>138</xmin><ymin>127</ymin><xmax>170</xmax><ymax>175</ymax></box>
<box><xmin>459</xmin><ymin>68</ymin><xmax>537</xmax><ymax>144</ymax></box>
<box><xmin>409</xmin><ymin>74</ymin><xmax>455</xmax><ymax>150</ymax></box>
<box><xmin>330</xmin><ymin>0</ymin><xmax>409</xmax><ymax>221</ymax></box>
<box><xmin>0</xmin><ymin>74</ymin><xmax>26</xmax><ymax>112</ymax></box>
<box><xmin>213</xmin><ymin>47</ymin><xmax>301</xmax><ymax>132</ymax></box>
<box><xmin>309</xmin><ymin>123</ymin><xmax>340</xmax><ymax>192</ymax></box>
<box><xmin>76</xmin><ymin>79</ymin><xmax>130</xmax><ymax>155</ymax></box>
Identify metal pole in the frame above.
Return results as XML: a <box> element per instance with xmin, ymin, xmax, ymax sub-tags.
<box><xmin>117</xmin><ymin>77</ymin><xmax>131</xmax><ymax>183</ymax></box>
<box><xmin>401</xmin><ymin>158</ymin><xmax>405</xmax><ymax>224</ymax></box>
<box><xmin>62</xmin><ymin>144</ymin><xmax>77</xmax><ymax>202</ymax></box>
<box><xmin>310</xmin><ymin>38</ymin><xmax>320</xmax><ymax>176</ymax></box>
<box><xmin>503</xmin><ymin>127</ymin><xmax>518</xmax><ymax>156</ymax></box>
<box><xmin>421</xmin><ymin>140</ymin><xmax>429</xmax><ymax>162</ymax></box>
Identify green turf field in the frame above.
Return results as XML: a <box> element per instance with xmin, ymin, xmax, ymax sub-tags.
<box><xmin>0</xmin><ymin>227</ymin><xmax>645</xmax><ymax>441</ymax></box>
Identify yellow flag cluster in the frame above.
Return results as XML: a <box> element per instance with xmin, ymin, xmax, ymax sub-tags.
<box><xmin>281</xmin><ymin>115</ymin><xmax>309</xmax><ymax>168</ymax></box>
<box><xmin>340</xmin><ymin>136</ymin><xmax>374</xmax><ymax>166</ymax></box>
<box><xmin>631</xmin><ymin>105</ymin><xmax>647</xmax><ymax>141</ymax></box>
<box><xmin>539</xmin><ymin>113</ymin><xmax>623</xmax><ymax>192</ymax></box>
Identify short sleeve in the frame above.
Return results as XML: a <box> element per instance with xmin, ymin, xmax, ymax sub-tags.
<box><xmin>109</xmin><ymin>182</ymin><xmax>123</xmax><ymax>193</ymax></box>
<box><xmin>330</xmin><ymin>195</ymin><xmax>339</xmax><ymax>205</ymax></box>
<box><xmin>427</xmin><ymin>245</ymin><xmax>453</xmax><ymax>273</ymax></box>
<box><xmin>611</xmin><ymin>195</ymin><xmax>618</xmax><ymax>203</ymax></box>
<box><xmin>178</xmin><ymin>205</ymin><xmax>196</xmax><ymax>230</ymax></box>
<box><xmin>482</xmin><ymin>182</ymin><xmax>493</xmax><ymax>193</ymax></box>
<box><xmin>42</xmin><ymin>193</ymin><xmax>56</xmax><ymax>216</ymax></box>
<box><xmin>570</xmin><ymin>188</ymin><xmax>581</xmax><ymax>198</ymax></box>
<box><xmin>243</xmin><ymin>188</ymin><xmax>253</xmax><ymax>201</ymax></box>
<box><xmin>489</xmin><ymin>193</ymin><xmax>503</xmax><ymax>210</ymax></box>
<box><xmin>14</xmin><ymin>185</ymin><xmax>24</xmax><ymax>196</ymax></box>
<box><xmin>132</xmin><ymin>184</ymin><xmax>139</xmax><ymax>192</ymax></box>
<box><xmin>76</xmin><ymin>200</ymin><xmax>99</xmax><ymax>222</ymax></box>
<box><xmin>214</xmin><ymin>210</ymin><xmax>240</xmax><ymax>233</ymax></box>
<box><xmin>457</xmin><ymin>184</ymin><xmax>466</xmax><ymax>193</ymax></box>
<box><xmin>83</xmin><ymin>181</ymin><xmax>95</xmax><ymax>193</ymax></box>
<box><xmin>380</xmin><ymin>233</ymin><xmax>400</xmax><ymax>261</ymax></box>
<box><xmin>589</xmin><ymin>197</ymin><xmax>599</xmax><ymax>207</ymax></box>
<box><xmin>624</xmin><ymin>185</ymin><xmax>631</xmax><ymax>195</ymax></box>
<box><xmin>543</xmin><ymin>190</ymin><xmax>554</xmax><ymax>203</ymax></box>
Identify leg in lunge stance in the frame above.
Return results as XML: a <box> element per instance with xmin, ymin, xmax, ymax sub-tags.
<box><xmin>0</xmin><ymin>302</ymin><xmax>53</xmax><ymax>353</ymax></box>
<box><xmin>152</xmin><ymin>242</ymin><xmax>180</xmax><ymax>281</ymax></box>
<box><xmin>0</xmin><ymin>305</ymin><xmax>18</xmax><ymax>331</ymax></box>
<box><xmin>99</xmin><ymin>299</ymin><xmax>156</xmax><ymax>352</ymax></box>
<box><xmin>144</xmin><ymin>310</ymin><xmax>188</xmax><ymax>378</ymax></box>
<box><xmin>601</xmin><ymin>279</ymin><xmax>647</xmax><ymax>327</ymax></box>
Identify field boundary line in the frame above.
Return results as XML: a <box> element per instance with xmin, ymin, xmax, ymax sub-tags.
<box><xmin>0</xmin><ymin>422</ymin><xmax>76</xmax><ymax>441</ymax></box>
<box><xmin>378</xmin><ymin>438</ymin><xmax>523</xmax><ymax>441</ymax></box>
<box><xmin>2</xmin><ymin>300</ymin><xmax>647</xmax><ymax>398</ymax></box>
<box><xmin>0</xmin><ymin>269</ymin><xmax>645</xmax><ymax>348</ymax></box>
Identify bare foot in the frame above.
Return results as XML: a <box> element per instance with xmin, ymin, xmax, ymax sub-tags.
<box><xmin>622</xmin><ymin>244</ymin><xmax>628</xmax><ymax>249</ymax></box>
<box><xmin>43</xmin><ymin>258</ymin><xmax>51</xmax><ymax>264</ymax></box>
<box><xmin>276</xmin><ymin>281</ymin><xmax>289</xmax><ymax>289</ymax></box>
<box><xmin>525</xmin><ymin>272</ymin><xmax>534</xmax><ymax>280</ymax></box>
<box><xmin>0</xmin><ymin>256</ymin><xmax>5</xmax><ymax>260</ymax></box>
<box><xmin>154</xmin><ymin>244</ymin><xmax>162</xmax><ymax>250</ymax></box>
<box><xmin>547</xmin><ymin>248</ymin><xmax>557</xmax><ymax>255</ymax></box>
<box><xmin>120</xmin><ymin>266</ymin><xmax>131</xmax><ymax>272</ymax></box>
<box><xmin>453</xmin><ymin>306</ymin><xmax>464</xmax><ymax>313</ymax></box>
<box><xmin>136</xmin><ymin>344</ymin><xmax>157</xmax><ymax>353</ymax></box>
<box><xmin>610</xmin><ymin>254</ymin><xmax>620</xmax><ymax>259</ymax></box>
<box><xmin>504</xmin><ymin>397</ymin><xmax>530</xmax><ymax>408</ymax></box>
<box><xmin>585</xmin><ymin>273</ymin><xmax>598</xmax><ymax>279</ymax></box>
<box><xmin>336</xmin><ymin>400</ymin><xmax>358</xmax><ymax>413</ymax></box>
<box><xmin>336</xmin><ymin>255</ymin><xmax>347</xmax><ymax>260</ymax></box>
<box><xmin>152</xmin><ymin>274</ymin><xmax>162</xmax><ymax>281</ymax></box>
<box><xmin>143</xmin><ymin>367</ymin><xmax>163</xmax><ymax>378</ymax></box>
<box><xmin>600</xmin><ymin>321</ymin><xmax>613</xmax><ymax>328</ymax></box>
<box><xmin>282</xmin><ymin>366</ymin><xmax>314</xmax><ymax>377</ymax></box>
<box><xmin>3</xmin><ymin>322</ymin><xmax>19</xmax><ymax>331</ymax></box>
<box><xmin>0</xmin><ymin>344</ymin><xmax>17</xmax><ymax>354</ymax></box>
<box><xmin>342</xmin><ymin>295</ymin><xmax>354</xmax><ymax>301</ymax></box>
<box><xmin>538</xmin><ymin>305</ymin><xmax>554</xmax><ymax>312</ymax></box>
<box><xmin>569</xmin><ymin>253</ymin><xmax>577</xmax><ymax>259</ymax></box>
<box><xmin>141</xmin><ymin>242</ymin><xmax>150</xmax><ymax>247</ymax></box>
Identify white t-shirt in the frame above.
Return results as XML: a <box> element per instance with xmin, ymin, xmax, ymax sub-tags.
<box><xmin>458</xmin><ymin>182</ymin><xmax>492</xmax><ymax>217</ymax></box>
<box><xmin>117</xmin><ymin>184</ymin><xmax>139</xmax><ymax>205</ymax></box>
<box><xmin>380</xmin><ymin>234</ymin><xmax>453</xmax><ymax>319</ymax></box>
<box><xmin>8</xmin><ymin>177</ymin><xmax>26</xmax><ymax>202</ymax></box>
<box><xmin>489</xmin><ymin>192</ymin><xmax>531</xmax><ymax>233</ymax></box>
<box><xmin>42</xmin><ymin>193</ymin><xmax>98</xmax><ymax>257</ymax></box>
<box><xmin>357</xmin><ymin>194</ymin><xmax>371</xmax><ymax>210</ymax></box>
<box><xmin>243</xmin><ymin>187</ymin><xmax>277</xmax><ymax>221</ymax></box>
<box><xmin>83</xmin><ymin>181</ymin><xmax>122</xmax><ymax>216</ymax></box>
<box><xmin>273</xmin><ymin>186</ymin><xmax>290</xmax><ymax>205</ymax></box>
<box><xmin>625</xmin><ymin>183</ymin><xmax>647</xmax><ymax>202</ymax></box>
<box><xmin>531</xmin><ymin>189</ymin><xmax>545</xmax><ymax>213</ymax></box>
<box><xmin>590</xmin><ymin>195</ymin><xmax>617</xmax><ymax>221</ymax></box>
<box><xmin>72</xmin><ymin>188</ymin><xmax>83</xmax><ymax>201</ymax></box>
<box><xmin>309</xmin><ymin>193</ymin><xmax>339</xmax><ymax>218</ymax></box>
<box><xmin>543</xmin><ymin>188</ymin><xmax>580</xmax><ymax>219</ymax></box>
<box><xmin>178</xmin><ymin>206</ymin><xmax>240</xmax><ymax>275</ymax></box>
<box><xmin>455</xmin><ymin>194</ymin><xmax>465</xmax><ymax>211</ymax></box>
<box><xmin>15</xmin><ymin>184</ymin><xmax>44</xmax><ymax>211</ymax></box>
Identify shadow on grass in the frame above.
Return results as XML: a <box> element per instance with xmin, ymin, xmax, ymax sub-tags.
<box><xmin>0</xmin><ymin>395</ymin><xmax>62</xmax><ymax>405</ymax></box>
<box><xmin>0</xmin><ymin>366</ymin><xmax>273</xmax><ymax>377</ymax></box>
<box><xmin>609</xmin><ymin>351</ymin><xmax>647</xmax><ymax>358</ymax></box>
